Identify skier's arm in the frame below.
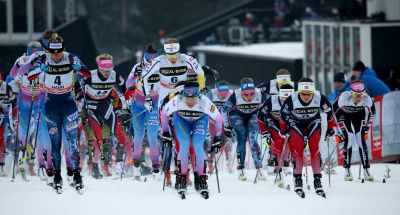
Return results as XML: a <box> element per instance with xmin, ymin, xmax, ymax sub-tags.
<box><xmin>186</xmin><ymin>56</ymin><xmax>205</xmax><ymax>90</ymax></box>
<box><xmin>320</xmin><ymin>95</ymin><xmax>335</xmax><ymax>130</ymax></box>
<box><xmin>204</xmin><ymin>97</ymin><xmax>223</xmax><ymax>136</ymax></box>
<box><xmin>160</xmin><ymin>97</ymin><xmax>178</xmax><ymax>133</ymax></box>
<box><xmin>256</xmin><ymin>99</ymin><xmax>271</xmax><ymax>134</ymax></box>
<box><xmin>279</xmin><ymin>96</ymin><xmax>293</xmax><ymax>132</ymax></box>
<box><xmin>222</xmin><ymin>93</ymin><xmax>236</xmax><ymax>128</ymax></box>
<box><xmin>141</xmin><ymin>60</ymin><xmax>160</xmax><ymax>97</ymax></box>
<box><xmin>125</xmin><ymin>63</ymin><xmax>141</xmax><ymax>90</ymax></box>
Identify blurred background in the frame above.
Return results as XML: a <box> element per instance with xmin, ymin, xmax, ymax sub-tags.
<box><xmin>0</xmin><ymin>0</ymin><xmax>400</xmax><ymax>94</ymax></box>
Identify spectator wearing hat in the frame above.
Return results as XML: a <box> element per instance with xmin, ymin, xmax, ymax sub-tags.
<box><xmin>328</xmin><ymin>72</ymin><xmax>349</xmax><ymax>103</ymax></box>
<box><xmin>349</xmin><ymin>61</ymin><xmax>390</xmax><ymax>97</ymax></box>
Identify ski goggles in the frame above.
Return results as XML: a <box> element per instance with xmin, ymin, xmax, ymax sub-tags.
<box><xmin>241</xmin><ymin>90</ymin><xmax>255</xmax><ymax>97</ymax></box>
<box><xmin>98</xmin><ymin>59</ymin><xmax>114</xmax><ymax>71</ymax></box>
<box><xmin>182</xmin><ymin>86</ymin><xmax>200</xmax><ymax>98</ymax></box>
<box><xmin>48</xmin><ymin>42</ymin><xmax>64</xmax><ymax>54</ymax></box>
<box><xmin>351</xmin><ymin>91</ymin><xmax>365</xmax><ymax>98</ymax></box>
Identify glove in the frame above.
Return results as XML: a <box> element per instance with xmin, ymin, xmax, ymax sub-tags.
<box><xmin>211</xmin><ymin>136</ymin><xmax>222</xmax><ymax>153</ymax></box>
<box><xmin>280</xmin><ymin>128</ymin><xmax>290</xmax><ymax>137</ymax></box>
<box><xmin>40</xmin><ymin>63</ymin><xmax>49</xmax><ymax>72</ymax></box>
<box><xmin>335</xmin><ymin>133</ymin><xmax>345</xmax><ymax>144</ymax></box>
<box><xmin>362</xmin><ymin>126</ymin><xmax>370</xmax><ymax>141</ymax></box>
<box><xmin>325</xmin><ymin>128</ymin><xmax>335</xmax><ymax>141</ymax></box>
<box><xmin>72</xmin><ymin>57</ymin><xmax>82</xmax><ymax>70</ymax></box>
<box><xmin>224</xmin><ymin>126</ymin><xmax>234</xmax><ymax>138</ymax></box>
<box><xmin>144</xmin><ymin>97</ymin><xmax>153</xmax><ymax>112</ymax></box>
<box><xmin>161</xmin><ymin>132</ymin><xmax>172</xmax><ymax>148</ymax></box>
<box><xmin>261</xmin><ymin>131</ymin><xmax>272</xmax><ymax>146</ymax></box>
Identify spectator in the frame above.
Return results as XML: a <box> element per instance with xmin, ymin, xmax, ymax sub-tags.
<box><xmin>348</xmin><ymin>61</ymin><xmax>391</xmax><ymax>97</ymax></box>
<box><xmin>328</xmin><ymin>72</ymin><xmax>350</xmax><ymax>103</ymax></box>
<box><xmin>387</xmin><ymin>64</ymin><xmax>400</xmax><ymax>91</ymax></box>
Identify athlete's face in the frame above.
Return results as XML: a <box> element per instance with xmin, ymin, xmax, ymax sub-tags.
<box><xmin>241</xmin><ymin>90</ymin><xmax>255</xmax><ymax>102</ymax></box>
<box><xmin>99</xmin><ymin>69</ymin><xmax>111</xmax><ymax>78</ymax></box>
<box><xmin>166</xmin><ymin>52</ymin><xmax>179</xmax><ymax>64</ymax></box>
<box><xmin>51</xmin><ymin>51</ymin><xmax>63</xmax><ymax>62</ymax></box>
<box><xmin>351</xmin><ymin>91</ymin><xmax>364</xmax><ymax>103</ymax></box>
<box><xmin>299</xmin><ymin>92</ymin><xmax>314</xmax><ymax>103</ymax></box>
<box><xmin>184</xmin><ymin>97</ymin><xmax>198</xmax><ymax>108</ymax></box>
<box><xmin>217</xmin><ymin>90</ymin><xmax>229</xmax><ymax>100</ymax></box>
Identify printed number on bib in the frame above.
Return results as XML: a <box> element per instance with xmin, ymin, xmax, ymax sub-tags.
<box><xmin>171</xmin><ymin>77</ymin><xmax>178</xmax><ymax>84</ymax></box>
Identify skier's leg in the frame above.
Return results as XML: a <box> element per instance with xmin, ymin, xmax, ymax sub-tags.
<box><xmin>248</xmin><ymin>115</ymin><xmax>262</xmax><ymax>169</ymax></box>
<box><xmin>229</xmin><ymin>113</ymin><xmax>246</xmax><ymax>169</ymax></box>
<box><xmin>192</xmin><ymin>115</ymin><xmax>209</xmax><ymax>176</ymax></box>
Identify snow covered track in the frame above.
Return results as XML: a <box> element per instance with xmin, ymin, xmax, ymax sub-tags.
<box><xmin>0</xmin><ymin>164</ymin><xmax>399</xmax><ymax>215</ymax></box>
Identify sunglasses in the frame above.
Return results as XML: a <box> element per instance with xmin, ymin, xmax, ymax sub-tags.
<box><xmin>242</xmin><ymin>91</ymin><xmax>255</xmax><ymax>97</ymax></box>
<box><xmin>299</xmin><ymin>92</ymin><xmax>313</xmax><ymax>96</ymax></box>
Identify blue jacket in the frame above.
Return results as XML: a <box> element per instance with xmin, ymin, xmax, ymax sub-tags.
<box><xmin>345</xmin><ymin>67</ymin><xmax>390</xmax><ymax>97</ymax></box>
<box><xmin>328</xmin><ymin>82</ymin><xmax>350</xmax><ymax>103</ymax></box>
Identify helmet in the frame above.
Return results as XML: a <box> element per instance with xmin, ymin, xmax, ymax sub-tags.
<box><xmin>143</xmin><ymin>44</ymin><xmax>158</xmax><ymax>64</ymax></box>
<box><xmin>182</xmin><ymin>82</ymin><xmax>200</xmax><ymax>98</ymax></box>
<box><xmin>27</xmin><ymin>41</ymin><xmax>43</xmax><ymax>56</ymax></box>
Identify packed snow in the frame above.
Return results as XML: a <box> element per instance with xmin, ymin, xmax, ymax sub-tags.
<box><xmin>0</xmin><ymin>163</ymin><xmax>398</xmax><ymax>215</ymax></box>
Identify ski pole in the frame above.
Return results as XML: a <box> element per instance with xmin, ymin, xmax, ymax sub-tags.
<box><xmin>124</xmin><ymin>109</ymin><xmax>147</xmax><ymax>124</ymax></box>
<box><xmin>304</xmin><ymin>136</ymin><xmax>310</xmax><ymax>190</ymax></box>
<box><xmin>21</xmin><ymin>90</ymin><xmax>35</xmax><ymax>167</ymax></box>
<box><xmin>253</xmin><ymin>144</ymin><xmax>269</xmax><ymax>184</ymax></box>
<box><xmin>210</xmin><ymin>151</ymin><xmax>224</xmax><ymax>175</ymax></box>
<box><xmin>327</xmin><ymin>137</ymin><xmax>331</xmax><ymax>187</ymax></box>
<box><xmin>274</xmin><ymin>135</ymin><xmax>289</xmax><ymax>184</ymax></box>
<box><xmin>11</xmin><ymin>110</ymin><xmax>20</xmax><ymax>182</ymax></box>
<box><xmin>214</xmin><ymin>151</ymin><xmax>221</xmax><ymax>193</ymax></box>
<box><xmin>321</xmin><ymin>143</ymin><xmax>339</xmax><ymax>170</ymax></box>
<box><xmin>31</xmin><ymin>110</ymin><xmax>41</xmax><ymax>161</ymax></box>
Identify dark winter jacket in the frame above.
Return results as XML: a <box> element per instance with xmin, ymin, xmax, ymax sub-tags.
<box><xmin>346</xmin><ymin>67</ymin><xmax>390</xmax><ymax>97</ymax></box>
<box><xmin>328</xmin><ymin>82</ymin><xmax>350</xmax><ymax>103</ymax></box>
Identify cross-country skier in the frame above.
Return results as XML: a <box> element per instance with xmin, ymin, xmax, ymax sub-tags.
<box><xmin>332</xmin><ymin>79</ymin><xmax>375</xmax><ymax>181</ymax></box>
<box><xmin>24</xmin><ymin>33</ymin><xmax>89</xmax><ymax>194</ymax></box>
<box><xmin>257</xmin><ymin>84</ymin><xmax>294</xmax><ymax>185</ymax></box>
<box><xmin>11</xmin><ymin>41</ymin><xmax>53</xmax><ymax>179</ymax></box>
<box><xmin>126</xmin><ymin>45</ymin><xmax>161</xmax><ymax>181</ymax></box>
<box><xmin>160</xmin><ymin>82</ymin><xmax>222</xmax><ymax>199</ymax></box>
<box><xmin>141</xmin><ymin>38</ymin><xmax>205</xmax><ymax>111</ymax></box>
<box><xmin>0</xmin><ymin>74</ymin><xmax>16</xmax><ymax>176</ymax></box>
<box><xmin>280</xmin><ymin>77</ymin><xmax>335</xmax><ymax>198</ymax></box>
<box><xmin>257</xmin><ymin>69</ymin><xmax>294</xmax><ymax>174</ymax></box>
<box><xmin>206</xmin><ymin>80</ymin><xmax>234</xmax><ymax>173</ymax></box>
<box><xmin>222</xmin><ymin>78</ymin><xmax>267</xmax><ymax>181</ymax></box>
<box><xmin>76</xmin><ymin>53</ymin><xmax>128</xmax><ymax>179</ymax></box>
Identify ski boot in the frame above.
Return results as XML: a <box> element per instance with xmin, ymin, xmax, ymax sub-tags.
<box><xmin>275</xmin><ymin>169</ymin><xmax>285</xmax><ymax>188</ymax></box>
<box><xmin>46</xmin><ymin>169</ymin><xmax>54</xmax><ymax>187</ymax></box>
<box><xmin>133</xmin><ymin>163</ymin><xmax>141</xmax><ymax>181</ymax></box>
<box><xmin>116</xmin><ymin>143</ymin><xmax>124</xmax><ymax>162</ymax></box>
<box><xmin>238</xmin><ymin>168</ymin><xmax>247</xmax><ymax>181</ymax></box>
<box><xmin>314</xmin><ymin>175</ymin><xmax>326</xmax><ymax>198</ymax></box>
<box><xmin>152</xmin><ymin>168</ymin><xmax>161</xmax><ymax>181</ymax></box>
<box><xmin>294</xmin><ymin>174</ymin><xmax>305</xmax><ymax>198</ymax></box>
<box><xmin>0</xmin><ymin>164</ymin><xmax>7</xmax><ymax>177</ymax></box>
<box><xmin>363</xmin><ymin>168</ymin><xmax>374</xmax><ymax>182</ymax></box>
<box><xmin>67</xmin><ymin>168</ymin><xmax>74</xmax><ymax>186</ymax></box>
<box><xmin>176</xmin><ymin>175</ymin><xmax>187</xmax><ymax>199</ymax></box>
<box><xmin>256</xmin><ymin>168</ymin><xmax>267</xmax><ymax>181</ymax></box>
<box><xmin>73</xmin><ymin>169</ymin><xmax>84</xmax><ymax>194</ymax></box>
<box><xmin>92</xmin><ymin>163</ymin><xmax>103</xmax><ymax>179</ymax></box>
<box><xmin>283</xmin><ymin>160</ymin><xmax>292</xmax><ymax>175</ymax></box>
<box><xmin>194</xmin><ymin>172</ymin><xmax>200</xmax><ymax>191</ymax></box>
<box><xmin>103</xmin><ymin>163</ymin><xmax>112</xmax><ymax>177</ymax></box>
<box><xmin>198</xmin><ymin>175</ymin><xmax>209</xmax><ymax>199</ymax></box>
<box><xmin>165</xmin><ymin>169</ymin><xmax>172</xmax><ymax>186</ymax></box>
<box><xmin>38</xmin><ymin>165</ymin><xmax>47</xmax><ymax>181</ymax></box>
<box><xmin>344</xmin><ymin>168</ymin><xmax>353</xmax><ymax>181</ymax></box>
<box><xmin>54</xmin><ymin>170</ymin><xmax>63</xmax><ymax>194</ymax></box>
<box><xmin>28</xmin><ymin>163</ymin><xmax>36</xmax><ymax>176</ymax></box>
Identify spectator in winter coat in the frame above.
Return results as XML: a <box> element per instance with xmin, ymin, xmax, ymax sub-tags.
<box><xmin>328</xmin><ymin>72</ymin><xmax>350</xmax><ymax>103</ymax></box>
<box><xmin>348</xmin><ymin>61</ymin><xmax>391</xmax><ymax>97</ymax></box>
